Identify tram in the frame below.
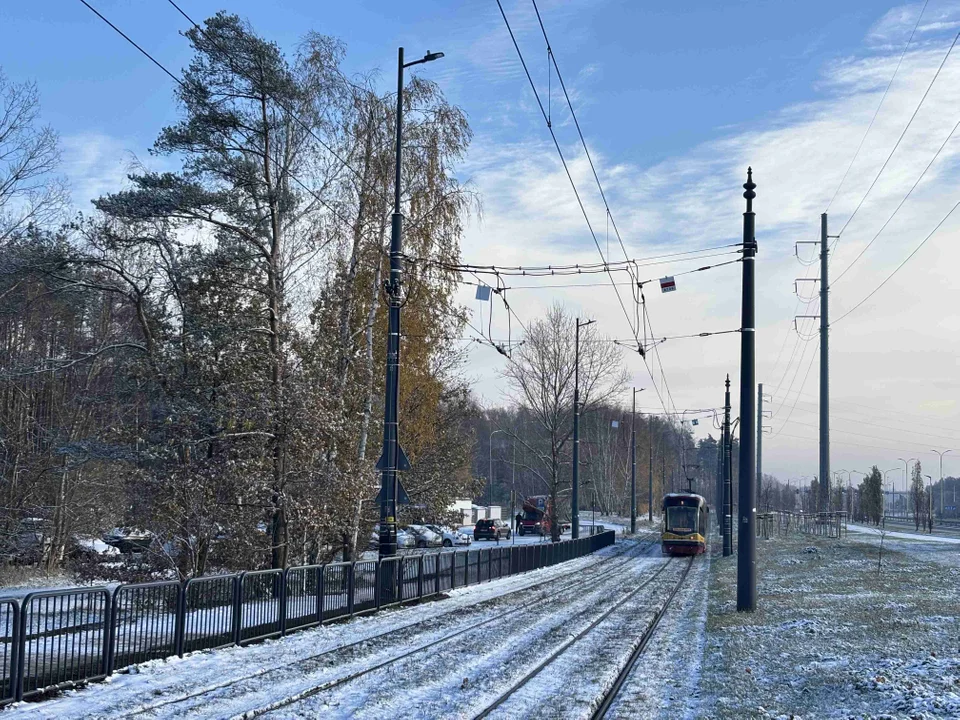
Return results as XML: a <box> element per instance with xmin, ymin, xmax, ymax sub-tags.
<box><xmin>661</xmin><ymin>493</ymin><xmax>709</xmax><ymax>555</ymax></box>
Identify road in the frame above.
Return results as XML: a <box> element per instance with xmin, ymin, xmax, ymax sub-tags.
<box><xmin>5</xmin><ymin>534</ymin><xmax>708</xmax><ymax>719</ymax></box>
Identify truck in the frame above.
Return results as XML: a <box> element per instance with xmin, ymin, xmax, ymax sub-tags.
<box><xmin>518</xmin><ymin>495</ymin><xmax>569</xmax><ymax>537</ymax></box>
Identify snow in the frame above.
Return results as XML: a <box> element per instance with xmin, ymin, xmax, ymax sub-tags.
<box><xmin>848</xmin><ymin>523</ymin><xmax>960</xmax><ymax>545</ymax></box>
<box><xmin>699</xmin><ymin>529</ymin><xmax>960</xmax><ymax>718</ymax></box>
<box><xmin>2</xmin><ymin>541</ymin><xmax>633</xmax><ymax>719</ymax></box>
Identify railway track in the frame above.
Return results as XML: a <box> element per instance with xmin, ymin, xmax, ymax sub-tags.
<box><xmin>112</xmin><ymin>534</ymin><xmax>658</xmax><ymax>719</ymax></box>
<box><xmin>470</xmin><ymin>556</ymin><xmax>693</xmax><ymax>720</ymax></box>
<box><xmin>590</xmin><ymin>556</ymin><xmax>695</xmax><ymax>719</ymax></box>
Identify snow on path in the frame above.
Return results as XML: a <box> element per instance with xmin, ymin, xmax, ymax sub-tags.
<box><xmin>604</xmin><ymin>551</ymin><xmax>709</xmax><ymax>719</ymax></box>
<box><xmin>281</xmin><ymin>546</ymin><xmax>667</xmax><ymax>719</ymax></box>
<box><xmin>847</xmin><ymin>523</ymin><xmax>960</xmax><ymax>545</ymax></box>
<box><xmin>2</xmin><ymin>540</ymin><xmax>642</xmax><ymax>719</ymax></box>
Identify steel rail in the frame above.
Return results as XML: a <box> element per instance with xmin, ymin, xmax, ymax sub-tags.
<box><xmin>117</xmin><ymin>535</ymin><xmax>658</xmax><ymax>718</ymax></box>
<box><xmin>471</xmin><ymin>556</ymin><xmax>692</xmax><ymax>719</ymax></box>
<box><xmin>590</xmin><ymin>557</ymin><xmax>695</xmax><ymax>719</ymax></box>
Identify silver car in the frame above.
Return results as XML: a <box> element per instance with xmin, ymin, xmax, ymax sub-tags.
<box><xmin>425</xmin><ymin>524</ymin><xmax>471</xmax><ymax>547</ymax></box>
<box><xmin>407</xmin><ymin>524</ymin><xmax>443</xmax><ymax>548</ymax></box>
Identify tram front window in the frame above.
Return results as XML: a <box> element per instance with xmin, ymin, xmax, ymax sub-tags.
<box><xmin>666</xmin><ymin>506</ymin><xmax>698</xmax><ymax>534</ymax></box>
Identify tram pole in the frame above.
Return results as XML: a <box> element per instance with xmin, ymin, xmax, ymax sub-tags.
<box><xmin>723</xmin><ymin>375</ymin><xmax>733</xmax><ymax>557</ymax></box>
<box><xmin>737</xmin><ymin>167</ymin><xmax>758</xmax><ymax>612</ymax></box>
<box><xmin>631</xmin><ymin>388</ymin><xmax>637</xmax><ymax>534</ymax></box>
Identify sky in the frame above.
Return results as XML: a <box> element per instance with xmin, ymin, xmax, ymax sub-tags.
<box><xmin>4</xmin><ymin>0</ymin><xmax>960</xmax><ymax>488</ymax></box>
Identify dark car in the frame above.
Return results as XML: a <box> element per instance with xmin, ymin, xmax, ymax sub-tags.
<box><xmin>474</xmin><ymin>518</ymin><xmax>511</xmax><ymax>541</ymax></box>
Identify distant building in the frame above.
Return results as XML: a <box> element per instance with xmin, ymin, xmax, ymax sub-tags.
<box><xmin>447</xmin><ymin>500</ymin><xmax>501</xmax><ymax>525</ymax></box>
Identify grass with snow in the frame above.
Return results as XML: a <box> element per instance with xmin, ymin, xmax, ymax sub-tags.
<box><xmin>700</xmin><ymin>530</ymin><xmax>960</xmax><ymax>719</ymax></box>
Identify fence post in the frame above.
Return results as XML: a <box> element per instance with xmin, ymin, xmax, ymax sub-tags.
<box><xmin>417</xmin><ymin>555</ymin><xmax>424</xmax><ymax>599</ymax></box>
<box><xmin>9</xmin><ymin>601</ymin><xmax>21</xmax><ymax>703</ymax></box>
<box><xmin>175</xmin><ymin>581</ymin><xmax>186</xmax><ymax>658</ymax></box>
<box><xmin>375</xmin><ymin>560</ymin><xmax>382</xmax><ymax>611</ymax></box>
<box><xmin>318</xmin><ymin>565</ymin><xmax>325</xmax><ymax>625</ymax></box>
<box><xmin>103</xmin><ymin>588</ymin><xmax>117</xmax><ymax>676</ymax></box>
<box><xmin>14</xmin><ymin>601</ymin><xmax>27</xmax><ymax>702</ymax></box>
<box><xmin>279</xmin><ymin>569</ymin><xmax>288</xmax><ymax>637</ymax></box>
<box><xmin>464</xmin><ymin>552</ymin><xmax>469</xmax><ymax>587</ymax></box>
<box><xmin>451</xmin><ymin>552</ymin><xmax>457</xmax><ymax>589</ymax></box>
<box><xmin>233</xmin><ymin>574</ymin><xmax>244</xmax><ymax>646</ymax></box>
<box><xmin>436</xmin><ymin>555</ymin><xmax>441</xmax><ymax>595</ymax></box>
<box><xmin>347</xmin><ymin>562</ymin><xmax>356</xmax><ymax>617</ymax></box>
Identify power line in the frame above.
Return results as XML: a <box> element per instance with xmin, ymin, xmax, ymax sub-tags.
<box><xmin>824</xmin><ymin>0</ymin><xmax>929</xmax><ymax>213</ymax></box>
<box><xmin>530</xmin><ymin>0</ymin><xmax>632</xmax><ymax>269</ymax></box>
<box><xmin>770</xmin><ymin>388</ymin><xmax>960</xmax><ymax>430</ymax></box>
<box><xmin>776</xmin><ymin>404</ymin><xmax>960</xmax><ymax>445</ymax></box>
<box><xmin>833</xmin><ymin>198</ymin><xmax>960</xmax><ymax>325</ymax></box>
<box><xmin>832</xmin><ymin>111</ymin><xmax>960</xmax><ymax>286</ymax></box>
<box><xmin>837</xmin><ymin>26</ymin><xmax>960</xmax><ymax>238</ymax></box>
<box><xmin>495</xmin><ymin>0</ymin><xmax>639</xmax><ymax>342</ymax></box>
<box><xmin>78</xmin><ymin>0</ymin><xmax>364</xmax><ymax>232</ymax></box>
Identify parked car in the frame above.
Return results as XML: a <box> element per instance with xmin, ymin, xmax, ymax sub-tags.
<box><xmin>425</xmin><ymin>524</ymin><xmax>471</xmax><ymax>547</ymax></box>
<box><xmin>474</xmin><ymin>518</ymin><xmax>511</xmax><ymax>541</ymax></box>
<box><xmin>368</xmin><ymin>525</ymin><xmax>417</xmax><ymax>550</ymax></box>
<box><xmin>407</xmin><ymin>525</ymin><xmax>443</xmax><ymax>548</ymax></box>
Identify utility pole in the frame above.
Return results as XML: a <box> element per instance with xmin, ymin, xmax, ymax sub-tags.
<box><xmin>630</xmin><ymin>388</ymin><xmax>643</xmax><ymax>534</ymax></box>
<box><xmin>648</xmin><ymin>433</ymin><xmax>654</xmax><ymax>523</ymax></box>
<box><xmin>377</xmin><ymin>47</ymin><xmax>445</xmax><ymax>558</ymax></box>
<box><xmin>738</xmin><ymin>168</ymin><xmax>758</xmax><ymax>612</ymax></box>
<box><xmin>572</xmin><ymin>317</ymin><xmax>595</xmax><ymax>540</ymax></box>
<box><xmin>723</xmin><ymin>375</ymin><xmax>733</xmax><ymax>557</ymax></box>
<box><xmin>757</xmin><ymin>383</ymin><xmax>763</xmax><ymax>510</ymax></box>
<box><xmin>819</xmin><ymin>213</ymin><xmax>830</xmax><ymax>512</ymax></box>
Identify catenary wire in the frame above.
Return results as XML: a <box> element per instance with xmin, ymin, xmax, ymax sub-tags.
<box><xmin>825</xmin><ymin>0</ymin><xmax>929</xmax><ymax>213</ymax></box>
<box><xmin>833</xmin><ymin>198</ymin><xmax>960</xmax><ymax>325</ymax></box>
<box><xmin>836</xmin><ymin>25</ymin><xmax>960</xmax><ymax>238</ymax></box>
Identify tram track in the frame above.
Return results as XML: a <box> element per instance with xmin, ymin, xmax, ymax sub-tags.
<box><xmin>470</xmin><ymin>556</ymin><xmax>692</xmax><ymax>720</ymax></box>
<box><xmin>590</xmin><ymin>556</ymin><xmax>695</xmax><ymax>720</ymax></box>
<box><xmin>112</xmin><ymin>534</ymin><xmax>657</xmax><ymax>719</ymax></box>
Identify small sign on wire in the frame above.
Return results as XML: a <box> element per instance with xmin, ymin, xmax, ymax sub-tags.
<box><xmin>660</xmin><ymin>276</ymin><xmax>676</xmax><ymax>293</ymax></box>
<box><xmin>475</xmin><ymin>284</ymin><xmax>492</xmax><ymax>301</ymax></box>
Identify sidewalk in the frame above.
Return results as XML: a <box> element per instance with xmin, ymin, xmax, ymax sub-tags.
<box><xmin>848</xmin><ymin>523</ymin><xmax>960</xmax><ymax>545</ymax></box>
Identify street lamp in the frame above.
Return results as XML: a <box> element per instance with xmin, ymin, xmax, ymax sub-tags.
<box><xmin>378</xmin><ymin>46</ymin><xmax>445</xmax><ymax>559</ymax></box>
<box><xmin>883</xmin><ymin>468</ymin><xmax>899</xmax><ymax>518</ymax></box>
<box><xmin>630</xmin><ymin>387</ymin><xmax>645</xmax><ymax>533</ymax></box>
<box><xmin>898</xmin><ymin>457</ymin><xmax>917</xmax><ymax>522</ymax></box>
<box><xmin>488</xmin><ymin>428</ymin><xmax>505</xmax><ymax>510</ymax></box>
<box><xmin>931</xmin><ymin>449</ymin><xmax>954</xmax><ymax>522</ymax></box>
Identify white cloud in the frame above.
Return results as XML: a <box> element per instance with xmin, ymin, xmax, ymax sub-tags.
<box><xmin>457</xmin><ymin>9</ymin><xmax>960</xmax><ymax>480</ymax></box>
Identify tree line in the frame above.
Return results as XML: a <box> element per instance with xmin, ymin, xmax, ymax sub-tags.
<box><xmin>1</xmin><ymin>14</ymin><xmax>479</xmax><ymax>579</ymax></box>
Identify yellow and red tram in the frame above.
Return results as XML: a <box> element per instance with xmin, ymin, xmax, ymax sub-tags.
<box><xmin>661</xmin><ymin>493</ymin><xmax>709</xmax><ymax>555</ymax></box>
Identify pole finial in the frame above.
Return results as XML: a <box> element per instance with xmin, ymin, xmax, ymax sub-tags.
<box><xmin>743</xmin><ymin>167</ymin><xmax>756</xmax><ymax>201</ymax></box>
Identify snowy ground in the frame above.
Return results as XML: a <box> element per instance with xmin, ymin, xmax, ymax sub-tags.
<box><xmin>2</xmin><ymin>531</ymin><xmax>711</xmax><ymax>719</ymax></box>
<box><xmin>699</xmin><ymin>529</ymin><xmax>960</xmax><ymax>719</ymax></box>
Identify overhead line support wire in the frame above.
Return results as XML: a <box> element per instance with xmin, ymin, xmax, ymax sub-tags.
<box><xmin>837</xmin><ymin>25</ymin><xmax>960</xmax><ymax>238</ymax></box>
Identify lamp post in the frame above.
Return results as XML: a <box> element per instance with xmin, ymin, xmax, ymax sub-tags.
<box><xmin>883</xmin><ymin>468</ymin><xmax>899</xmax><ymax>518</ymax></box>
<box><xmin>931</xmin><ymin>449</ymin><xmax>954</xmax><ymax>523</ymax></box>
<box><xmin>898</xmin><ymin>457</ymin><xmax>916</xmax><ymax>523</ymax></box>
<box><xmin>630</xmin><ymin>388</ymin><xmax>645</xmax><ymax>534</ymax></box>
<box><xmin>572</xmin><ymin>317</ymin><xmax>596</xmax><ymax>540</ymax></box>
<box><xmin>378</xmin><ymin>47</ymin><xmax>445</xmax><ymax>559</ymax></box>
<box><xmin>489</xmin><ymin>428</ymin><xmax>505</xmax><ymax>511</ymax></box>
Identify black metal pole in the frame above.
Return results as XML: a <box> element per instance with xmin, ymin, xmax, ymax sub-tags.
<box><xmin>572</xmin><ymin>318</ymin><xmax>581</xmax><ymax>540</ymax></box>
<box><xmin>648</xmin><ymin>429</ymin><xmax>653</xmax><ymax>523</ymax></box>
<box><xmin>377</xmin><ymin>47</ymin><xmax>406</xmax><ymax>559</ymax></box>
<box><xmin>723</xmin><ymin>375</ymin><xmax>732</xmax><ymax>557</ymax></box>
<box><xmin>820</xmin><ymin>213</ymin><xmax>830</xmax><ymax>513</ymax></box>
<box><xmin>631</xmin><ymin>388</ymin><xmax>637</xmax><ymax>534</ymax></box>
<box><xmin>738</xmin><ymin>167</ymin><xmax>758</xmax><ymax>612</ymax></box>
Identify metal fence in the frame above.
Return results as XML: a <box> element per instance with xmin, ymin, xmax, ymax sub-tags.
<box><xmin>796</xmin><ymin>511</ymin><xmax>847</xmax><ymax>538</ymax></box>
<box><xmin>0</xmin><ymin>531</ymin><xmax>615</xmax><ymax>705</ymax></box>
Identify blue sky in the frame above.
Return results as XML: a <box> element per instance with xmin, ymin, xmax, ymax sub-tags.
<box><xmin>5</xmin><ymin>0</ymin><xmax>960</xmax><ymax>481</ymax></box>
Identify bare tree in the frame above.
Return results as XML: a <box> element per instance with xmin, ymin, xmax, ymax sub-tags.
<box><xmin>503</xmin><ymin>303</ymin><xmax>628</xmax><ymax>541</ymax></box>
<box><xmin>0</xmin><ymin>69</ymin><xmax>65</xmax><ymax>241</ymax></box>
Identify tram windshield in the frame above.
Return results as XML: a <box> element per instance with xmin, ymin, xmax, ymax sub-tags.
<box><xmin>666</xmin><ymin>506</ymin><xmax>698</xmax><ymax>534</ymax></box>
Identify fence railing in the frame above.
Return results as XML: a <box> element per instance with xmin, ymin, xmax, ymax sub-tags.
<box><xmin>0</xmin><ymin>531</ymin><xmax>615</xmax><ymax>705</ymax></box>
